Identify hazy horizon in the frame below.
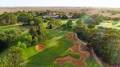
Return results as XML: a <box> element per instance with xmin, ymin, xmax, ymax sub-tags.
<box><xmin>0</xmin><ymin>0</ymin><xmax>120</xmax><ymax>8</ymax></box>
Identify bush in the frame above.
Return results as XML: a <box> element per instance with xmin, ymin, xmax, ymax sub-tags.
<box><xmin>92</xmin><ymin>14</ymin><xmax>109</xmax><ymax>24</ymax></box>
<box><xmin>19</xmin><ymin>33</ymin><xmax>32</xmax><ymax>46</ymax></box>
<box><xmin>90</xmin><ymin>29</ymin><xmax>120</xmax><ymax>64</ymax></box>
<box><xmin>75</xmin><ymin>23</ymin><xmax>120</xmax><ymax>64</ymax></box>
<box><xmin>17</xmin><ymin>12</ymin><xmax>33</xmax><ymax>25</ymax></box>
<box><xmin>0</xmin><ymin>29</ymin><xmax>20</xmax><ymax>52</ymax></box>
<box><xmin>86</xmin><ymin>57</ymin><xmax>100</xmax><ymax>67</ymax></box>
<box><xmin>61</xmin><ymin>20</ymin><xmax>73</xmax><ymax>31</ymax></box>
<box><xmin>81</xmin><ymin>15</ymin><xmax>95</xmax><ymax>26</ymax></box>
<box><xmin>61</xmin><ymin>15</ymin><xmax>68</xmax><ymax>19</ymax></box>
<box><xmin>0</xmin><ymin>13</ymin><xmax>17</xmax><ymax>25</ymax></box>
<box><xmin>74</xmin><ymin>25</ymin><xmax>96</xmax><ymax>42</ymax></box>
<box><xmin>17</xmin><ymin>41</ymin><xmax>27</xmax><ymax>49</ymax></box>
<box><xmin>0</xmin><ymin>46</ymin><xmax>24</xmax><ymax>67</ymax></box>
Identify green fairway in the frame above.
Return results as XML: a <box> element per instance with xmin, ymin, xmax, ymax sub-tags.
<box><xmin>97</xmin><ymin>20</ymin><xmax>120</xmax><ymax>30</ymax></box>
<box><xmin>21</xmin><ymin>30</ymin><xmax>73</xmax><ymax>67</ymax></box>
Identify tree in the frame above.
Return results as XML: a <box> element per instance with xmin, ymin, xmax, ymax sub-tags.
<box><xmin>61</xmin><ymin>20</ymin><xmax>73</xmax><ymax>30</ymax></box>
<box><xmin>34</xmin><ymin>16</ymin><xmax>43</xmax><ymax>25</ymax></box>
<box><xmin>76</xmin><ymin>19</ymin><xmax>86</xmax><ymax>28</ymax></box>
<box><xmin>66</xmin><ymin>20</ymin><xmax>73</xmax><ymax>28</ymax></box>
<box><xmin>74</xmin><ymin>25</ymin><xmax>93</xmax><ymax>42</ymax></box>
<box><xmin>17</xmin><ymin>12</ymin><xmax>33</xmax><ymax>25</ymax></box>
<box><xmin>46</xmin><ymin>18</ymin><xmax>54</xmax><ymax>29</ymax></box>
<box><xmin>0</xmin><ymin>46</ymin><xmax>24</xmax><ymax>67</ymax></box>
<box><xmin>34</xmin><ymin>16</ymin><xmax>43</xmax><ymax>36</ymax></box>
<box><xmin>0</xmin><ymin>29</ymin><xmax>20</xmax><ymax>52</ymax></box>
<box><xmin>29</xmin><ymin>16</ymin><xmax>46</xmax><ymax>44</ymax></box>
<box><xmin>53</xmin><ymin>19</ymin><xmax>62</xmax><ymax>27</ymax></box>
<box><xmin>0</xmin><ymin>13</ymin><xmax>17</xmax><ymax>25</ymax></box>
<box><xmin>89</xmin><ymin>28</ymin><xmax>120</xmax><ymax>64</ymax></box>
<box><xmin>61</xmin><ymin>14</ymin><xmax>68</xmax><ymax>19</ymax></box>
<box><xmin>82</xmin><ymin>15</ymin><xmax>96</xmax><ymax>28</ymax></box>
<box><xmin>92</xmin><ymin>14</ymin><xmax>109</xmax><ymax>25</ymax></box>
<box><xmin>9</xmin><ymin>13</ymin><xmax>17</xmax><ymax>24</ymax></box>
<box><xmin>72</xmin><ymin>13</ymin><xmax>80</xmax><ymax>19</ymax></box>
<box><xmin>47</xmin><ymin>22</ymin><xmax>52</xmax><ymax>29</ymax></box>
<box><xmin>46</xmin><ymin>18</ymin><xmax>62</xmax><ymax>29</ymax></box>
<box><xmin>0</xmin><ymin>12</ymin><xmax>8</xmax><ymax>25</ymax></box>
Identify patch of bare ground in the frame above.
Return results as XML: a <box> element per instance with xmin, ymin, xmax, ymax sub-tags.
<box><xmin>55</xmin><ymin>32</ymin><xmax>90</xmax><ymax>67</ymax></box>
<box><xmin>56</xmin><ymin>44</ymin><xmax>90</xmax><ymax>67</ymax></box>
<box><xmin>109</xmin><ymin>61</ymin><xmax>120</xmax><ymax>67</ymax></box>
<box><xmin>35</xmin><ymin>44</ymin><xmax>45</xmax><ymax>52</ymax></box>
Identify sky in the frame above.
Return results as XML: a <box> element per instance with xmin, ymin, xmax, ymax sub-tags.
<box><xmin>0</xmin><ymin>0</ymin><xmax>120</xmax><ymax>8</ymax></box>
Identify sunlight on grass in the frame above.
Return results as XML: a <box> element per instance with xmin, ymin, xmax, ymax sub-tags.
<box><xmin>97</xmin><ymin>20</ymin><xmax>120</xmax><ymax>30</ymax></box>
<box><xmin>22</xmin><ymin>46</ymin><xmax>39</xmax><ymax>60</ymax></box>
<box><xmin>45</xmin><ymin>36</ymin><xmax>63</xmax><ymax>48</ymax></box>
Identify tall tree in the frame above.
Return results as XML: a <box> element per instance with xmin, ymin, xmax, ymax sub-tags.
<box><xmin>17</xmin><ymin>12</ymin><xmax>33</xmax><ymax>25</ymax></box>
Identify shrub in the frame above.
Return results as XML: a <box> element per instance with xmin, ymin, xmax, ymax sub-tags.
<box><xmin>17</xmin><ymin>41</ymin><xmax>27</xmax><ymax>49</ymax></box>
<box><xmin>81</xmin><ymin>15</ymin><xmax>95</xmax><ymax>26</ymax></box>
<box><xmin>90</xmin><ymin>29</ymin><xmax>120</xmax><ymax>64</ymax></box>
<box><xmin>17</xmin><ymin>12</ymin><xmax>33</xmax><ymax>25</ymax></box>
<box><xmin>0</xmin><ymin>29</ymin><xmax>20</xmax><ymax>52</ymax></box>
<box><xmin>61</xmin><ymin>20</ymin><xmax>73</xmax><ymax>31</ymax></box>
<box><xmin>86</xmin><ymin>57</ymin><xmax>100</xmax><ymax>67</ymax></box>
<box><xmin>18</xmin><ymin>32</ymin><xmax>33</xmax><ymax>47</ymax></box>
<box><xmin>0</xmin><ymin>46</ymin><xmax>24</xmax><ymax>67</ymax></box>
<box><xmin>61</xmin><ymin>15</ymin><xmax>68</xmax><ymax>19</ymax></box>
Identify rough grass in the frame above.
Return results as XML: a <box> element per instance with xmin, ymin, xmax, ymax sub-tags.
<box><xmin>86</xmin><ymin>57</ymin><xmax>100</xmax><ymax>67</ymax></box>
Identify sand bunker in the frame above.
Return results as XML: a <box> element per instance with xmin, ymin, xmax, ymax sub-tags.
<box><xmin>35</xmin><ymin>44</ymin><xmax>45</xmax><ymax>52</ymax></box>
